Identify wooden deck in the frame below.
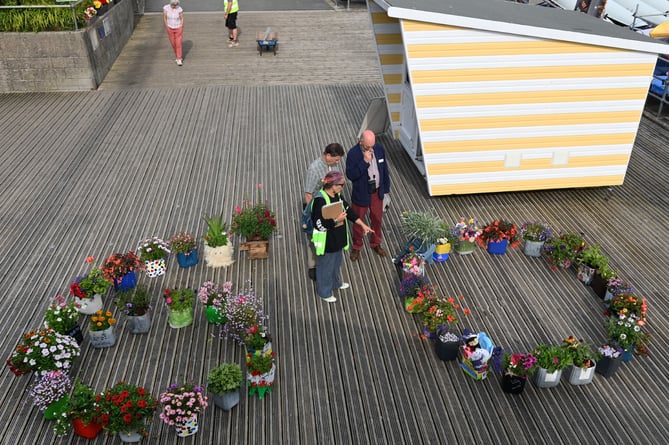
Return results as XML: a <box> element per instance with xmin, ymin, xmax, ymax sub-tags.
<box><xmin>1</xmin><ymin>9</ymin><xmax>669</xmax><ymax>445</ymax></box>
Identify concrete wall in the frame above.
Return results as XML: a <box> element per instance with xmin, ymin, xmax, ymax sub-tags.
<box><xmin>0</xmin><ymin>0</ymin><xmax>134</xmax><ymax>92</ymax></box>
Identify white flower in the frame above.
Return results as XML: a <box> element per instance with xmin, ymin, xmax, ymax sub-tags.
<box><xmin>41</xmin><ymin>349</ymin><xmax>50</xmax><ymax>357</ymax></box>
<box><xmin>634</xmin><ymin>326</ymin><xmax>641</xmax><ymax>332</ymax></box>
<box><xmin>49</xmin><ymin>346</ymin><xmax>57</xmax><ymax>352</ymax></box>
<box><xmin>620</xmin><ymin>334</ymin><xmax>627</xmax><ymax>340</ymax></box>
<box><xmin>29</xmin><ymin>359</ymin><xmax>36</xmax><ymax>366</ymax></box>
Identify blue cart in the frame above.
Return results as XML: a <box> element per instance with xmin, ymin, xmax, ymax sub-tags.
<box><xmin>256</xmin><ymin>30</ymin><xmax>278</xmax><ymax>56</ymax></box>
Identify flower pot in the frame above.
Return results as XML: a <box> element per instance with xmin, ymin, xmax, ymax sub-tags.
<box><xmin>176</xmin><ymin>249</ymin><xmax>199</xmax><ymax>268</ymax></box>
<box><xmin>576</xmin><ymin>264</ymin><xmax>596</xmax><ymax>285</ymax></box>
<box><xmin>434</xmin><ymin>339</ymin><xmax>460</xmax><ymax>361</ymax></box>
<box><xmin>72</xmin><ymin>418</ymin><xmax>103</xmax><ymax>439</ymax></box>
<box><xmin>66</xmin><ymin>324</ymin><xmax>84</xmax><ymax>345</ymax></box>
<box><xmin>74</xmin><ymin>294</ymin><xmax>103</xmax><ymax>315</ymax></box>
<box><xmin>590</xmin><ymin>272</ymin><xmax>607</xmax><ymax>299</ymax></box>
<box><xmin>422</xmin><ymin>325</ymin><xmax>438</xmax><ymax>340</ymax></box>
<box><xmin>621</xmin><ymin>346</ymin><xmax>634</xmax><ymax>363</ymax></box>
<box><xmin>212</xmin><ymin>390</ymin><xmax>240</xmax><ymax>411</ymax></box>
<box><xmin>245</xmin><ymin>341</ymin><xmax>272</xmax><ymax>356</ymax></box>
<box><xmin>595</xmin><ymin>356</ymin><xmax>622</xmax><ymax>378</ymax></box>
<box><xmin>204</xmin><ymin>244</ymin><xmax>235</xmax><ymax>268</ymax></box>
<box><xmin>89</xmin><ymin>326</ymin><xmax>115</xmax><ymax>348</ymax></box>
<box><xmin>565</xmin><ymin>363</ymin><xmax>596</xmax><ymax>385</ymax></box>
<box><xmin>435</xmin><ymin>243</ymin><xmax>451</xmax><ymax>255</ymax></box>
<box><xmin>522</xmin><ymin>240</ymin><xmax>544</xmax><ymax>257</ymax></box>
<box><xmin>240</xmin><ymin>238</ymin><xmax>270</xmax><ymax>259</ymax></box>
<box><xmin>533</xmin><ymin>367</ymin><xmax>562</xmax><ymax>388</ymax></box>
<box><xmin>248</xmin><ymin>363</ymin><xmax>276</xmax><ymax>399</ymax></box>
<box><xmin>126</xmin><ymin>312</ymin><xmax>151</xmax><ymax>334</ymax></box>
<box><xmin>168</xmin><ymin>307</ymin><xmax>193</xmax><ymax>329</ymax></box>
<box><xmin>455</xmin><ymin>240</ymin><xmax>476</xmax><ymax>255</ymax></box>
<box><xmin>43</xmin><ymin>396</ymin><xmax>70</xmax><ymax>420</ymax></box>
<box><xmin>487</xmin><ymin>239</ymin><xmax>508</xmax><ymax>255</ymax></box>
<box><xmin>604</xmin><ymin>289</ymin><xmax>615</xmax><ymax>302</ymax></box>
<box><xmin>144</xmin><ymin>258</ymin><xmax>166</xmax><ymax>277</ymax></box>
<box><xmin>501</xmin><ymin>373</ymin><xmax>527</xmax><ymax>394</ymax></box>
<box><xmin>113</xmin><ymin>271</ymin><xmax>137</xmax><ymax>292</ymax></box>
<box><xmin>205</xmin><ymin>305</ymin><xmax>226</xmax><ymax>324</ymax></box>
<box><xmin>175</xmin><ymin>414</ymin><xmax>198</xmax><ymax>437</ymax></box>
<box><xmin>119</xmin><ymin>430</ymin><xmax>142</xmax><ymax>443</ymax></box>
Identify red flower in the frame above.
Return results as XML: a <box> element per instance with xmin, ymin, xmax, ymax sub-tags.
<box><xmin>137</xmin><ymin>400</ymin><xmax>147</xmax><ymax>408</ymax></box>
<box><xmin>123</xmin><ymin>414</ymin><xmax>132</xmax><ymax>423</ymax></box>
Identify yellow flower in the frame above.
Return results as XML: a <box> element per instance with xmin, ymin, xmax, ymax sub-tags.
<box><xmin>109</xmin><ymin>318</ymin><xmax>117</xmax><ymax>325</ymax></box>
<box><xmin>93</xmin><ymin>0</ymin><xmax>101</xmax><ymax>8</ymax></box>
<box><xmin>106</xmin><ymin>311</ymin><xmax>112</xmax><ymax>317</ymax></box>
<box><xmin>96</xmin><ymin>322</ymin><xmax>102</xmax><ymax>327</ymax></box>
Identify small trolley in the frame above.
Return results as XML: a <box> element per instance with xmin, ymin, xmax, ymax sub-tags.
<box><xmin>256</xmin><ymin>29</ymin><xmax>278</xmax><ymax>56</ymax></box>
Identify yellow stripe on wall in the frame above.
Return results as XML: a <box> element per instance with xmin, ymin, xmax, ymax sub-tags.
<box><xmin>402</xmin><ymin>20</ymin><xmax>461</xmax><ymax>32</ymax></box>
<box><xmin>426</xmin><ymin>154</ymin><xmax>631</xmax><ymax>175</ymax></box>
<box><xmin>406</xmin><ymin>41</ymin><xmax>621</xmax><ymax>57</ymax></box>
<box><xmin>411</xmin><ymin>64</ymin><xmax>654</xmax><ymax>83</ymax></box>
<box><xmin>376</xmin><ymin>34</ymin><xmax>403</xmax><ymax>45</ymax></box>
<box><xmin>430</xmin><ymin>175</ymin><xmax>625</xmax><ymax>195</ymax></box>
<box><xmin>420</xmin><ymin>111</ymin><xmax>640</xmax><ymax>131</ymax></box>
<box><xmin>387</xmin><ymin>93</ymin><xmax>401</xmax><ymax>104</ymax></box>
<box><xmin>415</xmin><ymin>88</ymin><xmax>647</xmax><ymax>107</ymax></box>
<box><xmin>390</xmin><ymin>111</ymin><xmax>400</xmax><ymax>122</ymax></box>
<box><xmin>371</xmin><ymin>12</ymin><xmax>398</xmax><ymax>25</ymax></box>
<box><xmin>423</xmin><ymin>133</ymin><xmax>636</xmax><ymax>153</ymax></box>
<box><xmin>384</xmin><ymin>73</ymin><xmax>402</xmax><ymax>84</ymax></box>
<box><xmin>379</xmin><ymin>54</ymin><xmax>404</xmax><ymax>65</ymax></box>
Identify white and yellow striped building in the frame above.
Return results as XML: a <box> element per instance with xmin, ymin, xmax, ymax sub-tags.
<box><xmin>368</xmin><ymin>0</ymin><xmax>669</xmax><ymax>195</ymax></box>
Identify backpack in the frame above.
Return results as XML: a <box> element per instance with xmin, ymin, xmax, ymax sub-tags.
<box><xmin>301</xmin><ymin>202</ymin><xmax>314</xmax><ymax>236</ymax></box>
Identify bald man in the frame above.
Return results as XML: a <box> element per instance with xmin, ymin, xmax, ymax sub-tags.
<box><xmin>345</xmin><ymin>130</ymin><xmax>391</xmax><ymax>261</ymax></box>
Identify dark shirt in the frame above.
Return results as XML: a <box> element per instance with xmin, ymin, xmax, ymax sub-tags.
<box><xmin>311</xmin><ymin>192</ymin><xmax>359</xmax><ymax>253</ymax></box>
<box><xmin>345</xmin><ymin>141</ymin><xmax>391</xmax><ymax>207</ymax></box>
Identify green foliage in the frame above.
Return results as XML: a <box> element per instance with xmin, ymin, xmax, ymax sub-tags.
<box><xmin>115</xmin><ymin>285</ymin><xmax>151</xmax><ymax>316</ymax></box>
<box><xmin>532</xmin><ymin>343</ymin><xmax>573</xmax><ymax>372</ymax></box>
<box><xmin>203</xmin><ymin>212</ymin><xmax>230</xmax><ymax>247</ymax></box>
<box><xmin>0</xmin><ymin>0</ymin><xmax>92</xmax><ymax>32</ymax></box>
<box><xmin>78</xmin><ymin>267</ymin><xmax>111</xmax><ymax>296</ymax></box>
<box><xmin>207</xmin><ymin>363</ymin><xmax>243</xmax><ymax>394</ymax></box>
<box><xmin>399</xmin><ymin>211</ymin><xmax>447</xmax><ymax>247</ymax></box>
<box><xmin>163</xmin><ymin>288</ymin><xmax>195</xmax><ymax>312</ymax></box>
<box><xmin>577</xmin><ymin>244</ymin><xmax>609</xmax><ymax>269</ymax></box>
<box><xmin>563</xmin><ymin>337</ymin><xmax>599</xmax><ymax>368</ymax></box>
<box><xmin>543</xmin><ymin>232</ymin><xmax>585</xmax><ymax>269</ymax></box>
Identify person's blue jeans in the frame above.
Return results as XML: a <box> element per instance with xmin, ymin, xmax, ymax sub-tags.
<box><xmin>315</xmin><ymin>250</ymin><xmax>343</xmax><ymax>298</ymax></box>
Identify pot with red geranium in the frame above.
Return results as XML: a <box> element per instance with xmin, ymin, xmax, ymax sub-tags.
<box><xmin>476</xmin><ymin>219</ymin><xmax>521</xmax><ymax>255</ymax></box>
<box><xmin>531</xmin><ymin>343</ymin><xmax>573</xmax><ymax>388</ymax></box>
<box><xmin>70</xmin><ymin>265</ymin><xmax>110</xmax><ymax>315</ymax></box>
<box><xmin>163</xmin><ymin>288</ymin><xmax>195</xmax><ymax>329</ymax></box>
<box><xmin>499</xmin><ymin>352</ymin><xmax>538</xmax><ymax>394</ymax></box>
<box><xmin>53</xmin><ymin>380</ymin><xmax>103</xmax><ymax>439</ymax></box>
<box><xmin>563</xmin><ymin>336</ymin><xmax>600</xmax><ymax>385</ymax></box>
<box><xmin>169</xmin><ymin>231</ymin><xmax>199</xmax><ymax>268</ymax></box>
<box><xmin>519</xmin><ymin>222</ymin><xmax>552</xmax><ymax>257</ymax></box>
<box><xmin>399</xmin><ymin>273</ymin><xmax>434</xmax><ymax>313</ymax></box>
<box><xmin>159</xmin><ymin>382</ymin><xmax>208</xmax><ymax>437</ymax></box>
<box><xmin>246</xmin><ymin>350</ymin><xmax>276</xmax><ymax>399</ymax></box>
<box><xmin>231</xmin><ymin>184</ymin><xmax>278</xmax><ymax>259</ymax></box>
<box><xmin>101</xmin><ymin>251</ymin><xmax>142</xmax><ymax>292</ymax></box>
<box><xmin>243</xmin><ymin>324</ymin><xmax>272</xmax><ymax>355</ymax></box>
<box><xmin>96</xmin><ymin>381</ymin><xmax>158</xmax><ymax>443</ymax></box>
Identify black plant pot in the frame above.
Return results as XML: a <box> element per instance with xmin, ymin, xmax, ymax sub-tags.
<box><xmin>66</xmin><ymin>324</ymin><xmax>84</xmax><ymax>345</ymax></box>
<box><xmin>591</xmin><ymin>271</ymin><xmax>607</xmax><ymax>299</ymax></box>
<box><xmin>501</xmin><ymin>373</ymin><xmax>527</xmax><ymax>394</ymax></box>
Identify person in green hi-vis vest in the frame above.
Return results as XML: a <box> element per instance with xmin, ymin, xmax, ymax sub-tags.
<box><xmin>224</xmin><ymin>0</ymin><xmax>240</xmax><ymax>47</ymax></box>
<box><xmin>311</xmin><ymin>171</ymin><xmax>372</xmax><ymax>303</ymax></box>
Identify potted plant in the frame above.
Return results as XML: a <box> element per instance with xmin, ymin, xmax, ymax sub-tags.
<box><xmin>101</xmin><ymin>251</ymin><xmax>142</xmax><ymax>291</ymax></box>
<box><xmin>608</xmin><ymin>293</ymin><xmax>647</xmax><ymax>321</ymax></box>
<box><xmin>70</xmin><ymin>266</ymin><xmax>110</xmax><ymax>314</ymax></box>
<box><xmin>96</xmin><ymin>381</ymin><xmax>158</xmax><ymax>441</ymax></box>
<box><xmin>28</xmin><ymin>370</ymin><xmax>72</xmax><ymax>420</ymax></box>
<box><xmin>434</xmin><ymin>328</ymin><xmax>460</xmax><ymax>362</ymax></box>
<box><xmin>208</xmin><ymin>363</ymin><xmax>244</xmax><ymax>410</ymax></box>
<box><xmin>595</xmin><ymin>344</ymin><xmax>624</xmax><ymax>378</ymax></box>
<box><xmin>499</xmin><ymin>352</ymin><xmax>538</xmax><ymax>394</ymax></box>
<box><xmin>88</xmin><ymin>309</ymin><xmax>117</xmax><ymax>348</ymax></box>
<box><xmin>605</xmin><ymin>277</ymin><xmax>634</xmax><ymax>302</ymax></box>
<box><xmin>230</xmin><ymin>183</ymin><xmax>278</xmax><ymax>259</ymax></box>
<box><xmin>519</xmin><ymin>221</ymin><xmax>552</xmax><ymax>257</ymax></box>
<box><xmin>576</xmin><ymin>244</ymin><xmax>609</xmax><ymax>285</ymax></box>
<box><xmin>476</xmin><ymin>219</ymin><xmax>521</xmax><ymax>254</ymax></box>
<box><xmin>399</xmin><ymin>210</ymin><xmax>447</xmax><ymax>255</ymax></box>
<box><xmin>243</xmin><ymin>324</ymin><xmax>272</xmax><ymax>355</ymax></box>
<box><xmin>531</xmin><ymin>343</ymin><xmax>573</xmax><ymax>388</ymax></box>
<box><xmin>562</xmin><ymin>336</ymin><xmax>599</xmax><ymax>385</ymax></box>
<box><xmin>115</xmin><ymin>285</ymin><xmax>152</xmax><ymax>334</ymax></box>
<box><xmin>203</xmin><ymin>212</ymin><xmax>235</xmax><ymax>268</ymax></box>
<box><xmin>606</xmin><ymin>314</ymin><xmax>650</xmax><ymax>362</ymax></box>
<box><xmin>6</xmin><ymin>328</ymin><xmax>80</xmax><ymax>377</ymax></box>
<box><xmin>53</xmin><ymin>380</ymin><xmax>103</xmax><ymax>439</ymax></box>
<box><xmin>421</xmin><ymin>297</ymin><xmax>459</xmax><ymax>339</ymax></box>
<box><xmin>136</xmin><ymin>237</ymin><xmax>170</xmax><ymax>277</ymax></box>
<box><xmin>542</xmin><ymin>232</ymin><xmax>585</xmax><ymax>270</ymax></box>
<box><xmin>163</xmin><ymin>288</ymin><xmax>195</xmax><ymax>329</ymax></box>
<box><xmin>197</xmin><ymin>280</ymin><xmax>232</xmax><ymax>324</ymax></box>
<box><xmin>399</xmin><ymin>274</ymin><xmax>435</xmax><ymax>314</ymax></box>
<box><xmin>169</xmin><ymin>231</ymin><xmax>198</xmax><ymax>268</ymax></box>
<box><xmin>246</xmin><ymin>350</ymin><xmax>276</xmax><ymax>399</ymax></box>
<box><xmin>433</xmin><ymin>232</ymin><xmax>457</xmax><ymax>262</ymax></box>
<box><xmin>591</xmin><ymin>264</ymin><xmax>616</xmax><ymax>299</ymax></box>
<box><xmin>450</xmin><ymin>216</ymin><xmax>482</xmax><ymax>254</ymax></box>
<box><xmin>158</xmin><ymin>382</ymin><xmax>208</xmax><ymax>437</ymax></box>
<box><xmin>399</xmin><ymin>247</ymin><xmax>426</xmax><ymax>279</ymax></box>
<box><xmin>44</xmin><ymin>295</ymin><xmax>82</xmax><ymax>343</ymax></box>
<box><xmin>222</xmin><ymin>283</ymin><xmax>267</xmax><ymax>344</ymax></box>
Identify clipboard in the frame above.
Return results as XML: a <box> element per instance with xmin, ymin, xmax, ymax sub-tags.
<box><xmin>321</xmin><ymin>201</ymin><xmax>344</xmax><ymax>225</ymax></box>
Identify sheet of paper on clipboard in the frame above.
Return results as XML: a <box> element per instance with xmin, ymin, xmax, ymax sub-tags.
<box><xmin>321</xmin><ymin>201</ymin><xmax>344</xmax><ymax>226</ymax></box>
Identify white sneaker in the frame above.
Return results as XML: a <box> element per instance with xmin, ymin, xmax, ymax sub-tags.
<box><xmin>322</xmin><ymin>296</ymin><xmax>337</xmax><ymax>303</ymax></box>
<box><xmin>176</xmin><ymin>59</ymin><xmax>183</xmax><ymax>66</ymax></box>
<box><xmin>339</xmin><ymin>282</ymin><xmax>350</xmax><ymax>290</ymax></box>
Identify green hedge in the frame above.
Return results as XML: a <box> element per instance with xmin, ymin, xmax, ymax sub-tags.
<box><xmin>0</xmin><ymin>0</ymin><xmax>93</xmax><ymax>32</ymax></box>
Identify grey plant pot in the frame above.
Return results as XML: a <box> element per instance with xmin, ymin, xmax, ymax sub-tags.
<box><xmin>212</xmin><ymin>390</ymin><xmax>240</xmax><ymax>411</ymax></box>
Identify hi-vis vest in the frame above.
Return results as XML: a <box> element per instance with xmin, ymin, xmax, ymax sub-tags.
<box><xmin>224</xmin><ymin>0</ymin><xmax>239</xmax><ymax>13</ymax></box>
<box><xmin>311</xmin><ymin>190</ymin><xmax>349</xmax><ymax>256</ymax></box>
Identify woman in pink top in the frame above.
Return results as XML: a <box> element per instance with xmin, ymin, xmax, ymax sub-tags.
<box><xmin>163</xmin><ymin>0</ymin><xmax>184</xmax><ymax>66</ymax></box>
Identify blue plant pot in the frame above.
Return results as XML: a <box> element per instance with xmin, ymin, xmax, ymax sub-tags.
<box><xmin>487</xmin><ymin>239</ymin><xmax>509</xmax><ymax>255</ymax></box>
<box><xmin>113</xmin><ymin>270</ymin><xmax>137</xmax><ymax>292</ymax></box>
<box><xmin>176</xmin><ymin>249</ymin><xmax>199</xmax><ymax>268</ymax></box>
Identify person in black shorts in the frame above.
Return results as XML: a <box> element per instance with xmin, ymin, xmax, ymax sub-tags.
<box><xmin>224</xmin><ymin>0</ymin><xmax>239</xmax><ymax>47</ymax></box>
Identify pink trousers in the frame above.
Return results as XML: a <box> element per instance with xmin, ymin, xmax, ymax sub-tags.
<box><xmin>166</xmin><ymin>26</ymin><xmax>183</xmax><ymax>59</ymax></box>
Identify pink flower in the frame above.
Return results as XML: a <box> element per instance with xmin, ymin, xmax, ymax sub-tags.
<box><xmin>235</xmin><ymin>206</ymin><xmax>242</xmax><ymax>215</ymax></box>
